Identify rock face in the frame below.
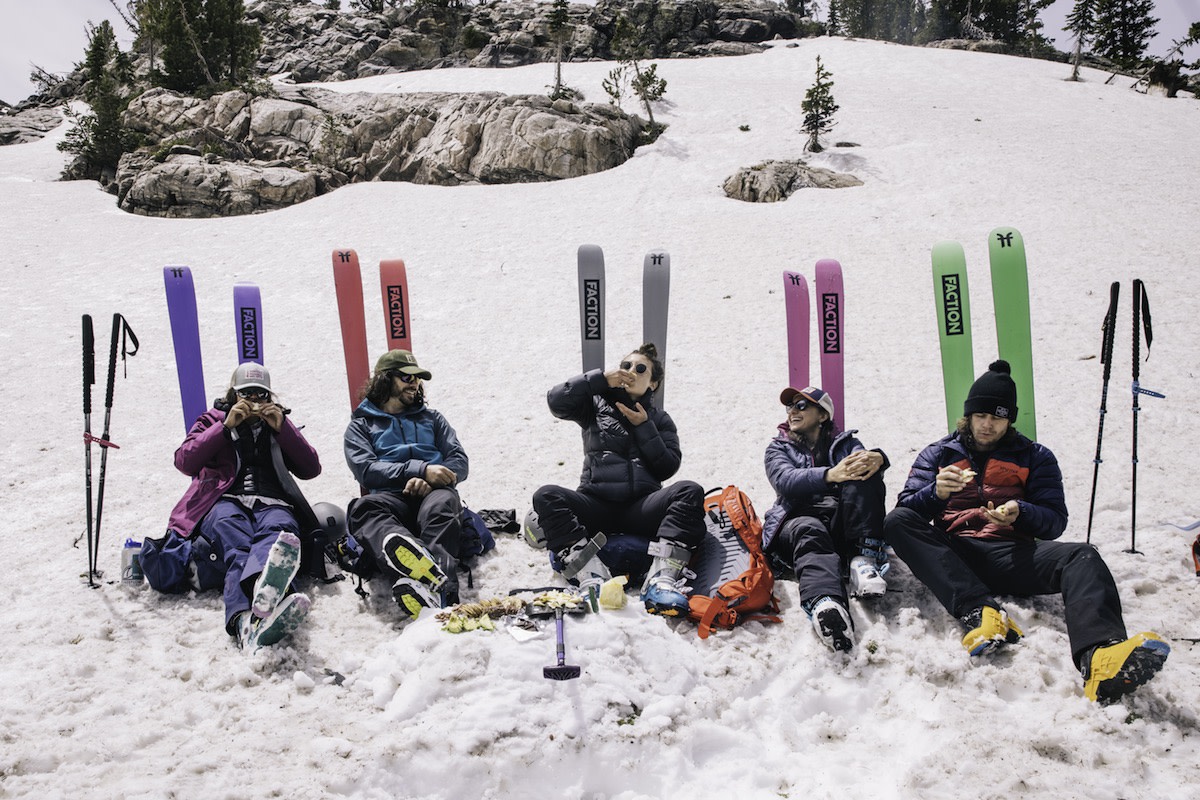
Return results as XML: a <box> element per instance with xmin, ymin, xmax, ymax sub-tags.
<box><xmin>114</xmin><ymin>85</ymin><xmax>640</xmax><ymax>216</ymax></box>
<box><xmin>0</xmin><ymin>106</ymin><xmax>64</xmax><ymax>145</ymax></box>
<box><xmin>252</xmin><ymin>0</ymin><xmax>814</xmax><ymax>83</ymax></box>
<box><xmin>722</xmin><ymin>159</ymin><xmax>863</xmax><ymax>203</ymax></box>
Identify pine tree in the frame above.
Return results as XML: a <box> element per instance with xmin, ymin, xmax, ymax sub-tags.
<box><xmin>801</xmin><ymin>55</ymin><xmax>839</xmax><ymax>153</ymax></box>
<box><xmin>1065</xmin><ymin>0</ymin><xmax>1097</xmax><ymax>80</ymax></box>
<box><xmin>157</xmin><ymin>0</ymin><xmax>261</xmax><ymax>93</ymax></box>
<box><xmin>548</xmin><ymin>0</ymin><xmax>573</xmax><ymax>100</ymax></box>
<box><xmin>58</xmin><ymin>21</ymin><xmax>135</xmax><ymax>180</ymax></box>
<box><xmin>609</xmin><ymin>14</ymin><xmax>668</xmax><ymax>129</ymax></box>
<box><xmin>1092</xmin><ymin>0</ymin><xmax>1159</xmax><ymax>69</ymax></box>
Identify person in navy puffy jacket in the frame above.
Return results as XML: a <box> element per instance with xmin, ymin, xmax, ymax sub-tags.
<box><xmin>762</xmin><ymin>386</ymin><xmax>889</xmax><ymax>652</ymax></box>
<box><xmin>884</xmin><ymin>359</ymin><xmax>1169</xmax><ymax>703</ymax></box>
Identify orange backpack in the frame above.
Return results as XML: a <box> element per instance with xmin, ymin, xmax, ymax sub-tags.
<box><xmin>687</xmin><ymin>486</ymin><xmax>781</xmax><ymax>639</ymax></box>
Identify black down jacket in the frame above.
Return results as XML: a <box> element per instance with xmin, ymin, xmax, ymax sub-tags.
<box><xmin>548</xmin><ymin>369</ymin><xmax>682</xmax><ymax>503</ymax></box>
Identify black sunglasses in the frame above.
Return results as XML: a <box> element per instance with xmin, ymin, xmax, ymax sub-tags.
<box><xmin>237</xmin><ymin>387</ymin><xmax>270</xmax><ymax>400</ymax></box>
<box><xmin>620</xmin><ymin>361</ymin><xmax>649</xmax><ymax>374</ymax></box>
<box><xmin>388</xmin><ymin>371</ymin><xmax>421</xmax><ymax>384</ymax></box>
<box><xmin>786</xmin><ymin>398</ymin><xmax>811</xmax><ymax>412</ymax></box>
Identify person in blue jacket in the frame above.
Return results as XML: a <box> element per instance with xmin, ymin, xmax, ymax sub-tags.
<box><xmin>884</xmin><ymin>360</ymin><xmax>1169</xmax><ymax>703</ymax></box>
<box><xmin>344</xmin><ymin>350</ymin><xmax>468</xmax><ymax>618</ymax></box>
<box><xmin>762</xmin><ymin>386</ymin><xmax>889</xmax><ymax>652</ymax></box>
<box><xmin>530</xmin><ymin>344</ymin><xmax>705</xmax><ymax>616</ymax></box>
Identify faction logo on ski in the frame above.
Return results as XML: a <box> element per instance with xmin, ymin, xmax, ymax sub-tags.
<box><xmin>239</xmin><ymin>308</ymin><xmax>259</xmax><ymax>361</ymax></box>
<box><xmin>582</xmin><ymin>279</ymin><xmax>602</xmax><ymax>341</ymax></box>
<box><xmin>995</xmin><ymin>232</ymin><xmax>1014</xmax><ymax>248</ymax></box>
<box><xmin>820</xmin><ymin>293</ymin><xmax>841</xmax><ymax>354</ymax></box>
<box><xmin>940</xmin><ymin>274</ymin><xmax>965</xmax><ymax>336</ymax></box>
<box><xmin>385</xmin><ymin>285</ymin><xmax>408</xmax><ymax>340</ymax></box>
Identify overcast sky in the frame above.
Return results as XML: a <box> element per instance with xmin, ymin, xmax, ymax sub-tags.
<box><xmin>1</xmin><ymin>0</ymin><xmax>1196</xmax><ymax>105</ymax></box>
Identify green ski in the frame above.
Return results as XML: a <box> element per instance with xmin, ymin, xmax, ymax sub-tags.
<box><xmin>988</xmin><ymin>226</ymin><xmax>1036</xmax><ymax>441</ymax></box>
<box><xmin>931</xmin><ymin>241</ymin><xmax>974</xmax><ymax>434</ymax></box>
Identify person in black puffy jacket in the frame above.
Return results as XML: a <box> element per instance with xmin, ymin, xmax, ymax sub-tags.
<box><xmin>531</xmin><ymin>344</ymin><xmax>704</xmax><ymax>617</ymax></box>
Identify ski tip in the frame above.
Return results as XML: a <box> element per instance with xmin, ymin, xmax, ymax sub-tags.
<box><xmin>988</xmin><ymin>226</ymin><xmax>1024</xmax><ymax>245</ymax></box>
<box><xmin>578</xmin><ymin>243</ymin><xmax>603</xmax><ymax>257</ymax></box>
<box><xmin>815</xmin><ymin>258</ymin><xmax>842</xmax><ymax>270</ymax></box>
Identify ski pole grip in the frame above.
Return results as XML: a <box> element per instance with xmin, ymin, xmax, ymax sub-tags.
<box><xmin>82</xmin><ymin>315</ymin><xmax>95</xmax><ymax>415</ymax></box>
<box><xmin>105</xmin><ymin>313</ymin><xmax>121</xmax><ymax>407</ymax></box>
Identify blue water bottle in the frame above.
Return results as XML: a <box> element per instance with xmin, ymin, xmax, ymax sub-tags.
<box><xmin>122</xmin><ymin>538</ymin><xmax>144</xmax><ymax>584</ymax></box>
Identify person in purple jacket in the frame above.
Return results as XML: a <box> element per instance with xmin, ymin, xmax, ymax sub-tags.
<box><xmin>166</xmin><ymin>363</ymin><xmax>321</xmax><ymax>650</ymax></box>
<box><xmin>884</xmin><ymin>360</ymin><xmax>1169</xmax><ymax>703</ymax></box>
<box><xmin>762</xmin><ymin>386</ymin><xmax>889</xmax><ymax>653</ymax></box>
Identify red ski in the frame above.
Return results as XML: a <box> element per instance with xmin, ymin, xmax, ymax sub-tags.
<box><xmin>379</xmin><ymin>259</ymin><xmax>412</xmax><ymax>353</ymax></box>
<box><xmin>332</xmin><ymin>249</ymin><xmax>370</xmax><ymax>409</ymax></box>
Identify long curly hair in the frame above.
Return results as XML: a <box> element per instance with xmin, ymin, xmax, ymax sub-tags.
<box><xmin>360</xmin><ymin>370</ymin><xmax>424</xmax><ymax>407</ymax></box>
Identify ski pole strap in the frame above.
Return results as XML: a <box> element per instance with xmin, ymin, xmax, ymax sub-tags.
<box><xmin>82</xmin><ymin>315</ymin><xmax>95</xmax><ymax>416</ymax></box>
<box><xmin>1139</xmin><ymin>281</ymin><xmax>1153</xmax><ymax>355</ymax></box>
<box><xmin>118</xmin><ymin>314</ymin><xmax>140</xmax><ymax>378</ymax></box>
<box><xmin>83</xmin><ymin>432</ymin><xmax>121</xmax><ymax>449</ymax></box>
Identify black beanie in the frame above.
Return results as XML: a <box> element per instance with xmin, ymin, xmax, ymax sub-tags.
<box><xmin>964</xmin><ymin>359</ymin><xmax>1018</xmax><ymax>420</ymax></box>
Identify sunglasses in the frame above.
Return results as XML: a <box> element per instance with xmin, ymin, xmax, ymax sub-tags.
<box><xmin>237</xmin><ymin>387</ymin><xmax>270</xmax><ymax>401</ymax></box>
<box><xmin>620</xmin><ymin>361</ymin><xmax>649</xmax><ymax>374</ymax></box>
<box><xmin>389</xmin><ymin>371</ymin><xmax>421</xmax><ymax>384</ymax></box>
<box><xmin>786</xmin><ymin>398</ymin><xmax>811</xmax><ymax>412</ymax></box>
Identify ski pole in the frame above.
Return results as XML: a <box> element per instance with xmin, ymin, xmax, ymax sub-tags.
<box><xmin>1086</xmin><ymin>282</ymin><xmax>1120</xmax><ymax>544</ymax></box>
<box><xmin>1128</xmin><ymin>280</ymin><xmax>1164</xmax><ymax>554</ymax></box>
<box><xmin>93</xmin><ymin>314</ymin><xmax>139</xmax><ymax>577</ymax></box>
<box><xmin>82</xmin><ymin>315</ymin><xmax>97</xmax><ymax>587</ymax></box>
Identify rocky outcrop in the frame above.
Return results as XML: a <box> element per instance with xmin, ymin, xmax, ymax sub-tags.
<box><xmin>723</xmin><ymin>159</ymin><xmax>863</xmax><ymax>203</ymax></box>
<box><xmin>113</xmin><ymin>85</ymin><xmax>640</xmax><ymax>216</ymax></box>
<box><xmin>0</xmin><ymin>106</ymin><xmax>64</xmax><ymax>145</ymax></box>
<box><xmin>252</xmin><ymin>0</ymin><xmax>816</xmax><ymax>83</ymax></box>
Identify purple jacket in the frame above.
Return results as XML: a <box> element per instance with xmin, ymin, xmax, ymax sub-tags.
<box><xmin>167</xmin><ymin>408</ymin><xmax>322</xmax><ymax>537</ymax></box>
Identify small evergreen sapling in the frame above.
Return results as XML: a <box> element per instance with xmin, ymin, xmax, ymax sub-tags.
<box><xmin>801</xmin><ymin>55</ymin><xmax>838</xmax><ymax>153</ymax></box>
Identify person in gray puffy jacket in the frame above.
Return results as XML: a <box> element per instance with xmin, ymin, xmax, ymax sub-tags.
<box><xmin>344</xmin><ymin>349</ymin><xmax>468</xmax><ymax>619</ymax></box>
<box><xmin>530</xmin><ymin>344</ymin><xmax>704</xmax><ymax>617</ymax></box>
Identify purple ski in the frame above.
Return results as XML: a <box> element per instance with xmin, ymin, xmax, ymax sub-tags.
<box><xmin>815</xmin><ymin>259</ymin><xmax>845</xmax><ymax>430</ymax></box>
<box><xmin>783</xmin><ymin>271</ymin><xmax>809</xmax><ymax>388</ymax></box>
<box><xmin>164</xmin><ymin>266</ymin><xmax>206</xmax><ymax>432</ymax></box>
<box><xmin>233</xmin><ymin>283</ymin><xmax>264</xmax><ymax>364</ymax></box>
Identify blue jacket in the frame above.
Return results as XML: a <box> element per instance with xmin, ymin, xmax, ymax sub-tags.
<box><xmin>344</xmin><ymin>398</ymin><xmax>468</xmax><ymax>493</ymax></box>
<box><xmin>762</xmin><ymin>423</ymin><xmax>876</xmax><ymax>548</ymax></box>
<box><xmin>896</xmin><ymin>430</ymin><xmax>1067</xmax><ymax>541</ymax></box>
<box><xmin>549</xmin><ymin>369</ymin><xmax>680</xmax><ymax>503</ymax></box>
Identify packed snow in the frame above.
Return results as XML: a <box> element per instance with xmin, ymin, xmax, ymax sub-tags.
<box><xmin>0</xmin><ymin>36</ymin><xmax>1196</xmax><ymax>800</ymax></box>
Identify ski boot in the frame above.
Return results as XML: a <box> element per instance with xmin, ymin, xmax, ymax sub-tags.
<box><xmin>960</xmin><ymin>605</ymin><xmax>1023</xmax><ymax>657</ymax></box>
<box><xmin>805</xmin><ymin>595</ymin><xmax>854</xmax><ymax>652</ymax></box>
<box><xmin>236</xmin><ymin>592</ymin><xmax>311</xmax><ymax>650</ymax></box>
<box><xmin>849</xmin><ymin>537</ymin><xmax>889</xmax><ymax>598</ymax></box>
<box><xmin>250</xmin><ymin>531</ymin><xmax>303</xmax><ymax>619</ymax></box>
<box><xmin>557</xmin><ymin>533</ymin><xmax>610</xmax><ymax>600</ymax></box>
<box><xmin>1082</xmin><ymin>632</ymin><xmax>1170</xmax><ymax>704</ymax></box>
<box><xmin>641</xmin><ymin>539</ymin><xmax>691</xmax><ymax>617</ymax></box>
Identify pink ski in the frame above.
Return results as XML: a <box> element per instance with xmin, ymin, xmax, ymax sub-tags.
<box><xmin>815</xmin><ymin>259</ymin><xmax>845</xmax><ymax>430</ymax></box>
<box><xmin>783</xmin><ymin>271</ymin><xmax>809</xmax><ymax>389</ymax></box>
